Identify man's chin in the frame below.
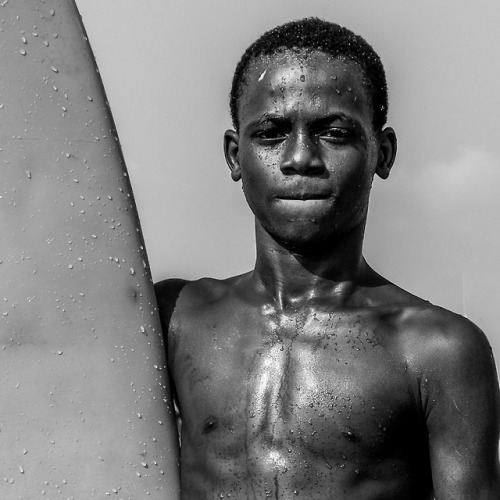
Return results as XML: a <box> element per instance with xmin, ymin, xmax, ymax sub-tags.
<box><xmin>262</xmin><ymin>219</ymin><xmax>362</xmax><ymax>255</ymax></box>
<box><xmin>268</xmin><ymin>229</ymin><xmax>330</xmax><ymax>254</ymax></box>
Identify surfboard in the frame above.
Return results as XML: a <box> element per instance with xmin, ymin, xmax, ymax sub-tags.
<box><xmin>0</xmin><ymin>1</ymin><xmax>179</xmax><ymax>497</ymax></box>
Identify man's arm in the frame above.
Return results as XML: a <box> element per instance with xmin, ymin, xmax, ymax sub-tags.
<box><xmin>155</xmin><ymin>278</ymin><xmax>189</xmax><ymax>338</ymax></box>
<box><xmin>422</xmin><ymin>313</ymin><xmax>500</xmax><ymax>499</ymax></box>
<box><xmin>155</xmin><ymin>278</ymin><xmax>189</xmax><ymax>434</ymax></box>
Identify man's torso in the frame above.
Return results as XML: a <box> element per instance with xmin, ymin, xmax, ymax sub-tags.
<box><xmin>162</xmin><ymin>275</ymin><xmax>435</xmax><ymax>499</ymax></box>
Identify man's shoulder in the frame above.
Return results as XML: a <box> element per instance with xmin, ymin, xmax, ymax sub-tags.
<box><xmin>154</xmin><ymin>273</ymin><xmax>249</xmax><ymax>322</ymax></box>
<box><xmin>394</xmin><ymin>302</ymin><xmax>494</xmax><ymax>376</ymax></box>
<box><xmin>401</xmin><ymin>303</ymin><xmax>486</xmax><ymax>346</ymax></box>
<box><xmin>370</xmin><ymin>279</ymin><xmax>490</xmax><ymax>359</ymax></box>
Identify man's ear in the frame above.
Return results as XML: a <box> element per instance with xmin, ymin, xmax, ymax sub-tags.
<box><xmin>375</xmin><ymin>127</ymin><xmax>397</xmax><ymax>180</ymax></box>
<box><xmin>224</xmin><ymin>130</ymin><xmax>241</xmax><ymax>182</ymax></box>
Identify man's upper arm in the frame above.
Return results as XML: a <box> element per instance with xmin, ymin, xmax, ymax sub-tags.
<box><xmin>155</xmin><ymin>278</ymin><xmax>188</xmax><ymax>338</ymax></box>
<box><xmin>423</xmin><ymin>314</ymin><xmax>500</xmax><ymax>499</ymax></box>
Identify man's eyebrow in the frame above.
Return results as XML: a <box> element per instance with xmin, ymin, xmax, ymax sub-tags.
<box><xmin>317</xmin><ymin>112</ymin><xmax>353</xmax><ymax>124</ymax></box>
<box><xmin>247</xmin><ymin>112</ymin><xmax>356</xmax><ymax>129</ymax></box>
<box><xmin>246</xmin><ymin>114</ymin><xmax>286</xmax><ymax>129</ymax></box>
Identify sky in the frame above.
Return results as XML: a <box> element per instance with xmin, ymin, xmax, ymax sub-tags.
<box><xmin>75</xmin><ymin>0</ymin><xmax>500</xmax><ymax>360</ymax></box>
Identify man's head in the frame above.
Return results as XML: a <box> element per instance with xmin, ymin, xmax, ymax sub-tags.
<box><xmin>224</xmin><ymin>19</ymin><xmax>396</xmax><ymax>251</ymax></box>
<box><xmin>230</xmin><ymin>18</ymin><xmax>388</xmax><ymax>133</ymax></box>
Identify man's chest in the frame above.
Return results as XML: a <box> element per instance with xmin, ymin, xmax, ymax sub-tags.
<box><xmin>171</xmin><ymin>307</ymin><xmax>422</xmax><ymax>459</ymax></box>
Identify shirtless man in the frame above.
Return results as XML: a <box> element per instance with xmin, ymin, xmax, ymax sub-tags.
<box><xmin>155</xmin><ymin>18</ymin><xmax>500</xmax><ymax>499</ymax></box>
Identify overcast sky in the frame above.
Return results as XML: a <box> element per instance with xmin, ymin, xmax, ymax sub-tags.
<box><xmin>76</xmin><ymin>0</ymin><xmax>500</xmax><ymax>359</ymax></box>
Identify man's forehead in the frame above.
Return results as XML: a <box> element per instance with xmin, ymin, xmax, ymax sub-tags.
<box><xmin>241</xmin><ymin>51</ymin><xmax>368</xmax><ymax>106</ymax></box>
<box><xmin>243</xmin><ymin>50</ymin><xmax>366</xmax><ymax>92</ymax></box>
<box><xmin>249</xmin><ymin>49</ymin><xmax>362</xmax><ymax>75</ymax></box>
<box><xmin>235</xmin><ymin>50</ymin><xmax>375</xmax><ymax>129</ymax></box>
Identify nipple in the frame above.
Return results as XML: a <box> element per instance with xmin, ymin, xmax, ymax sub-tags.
<box><xmin>203</xmin><ymin>415</ymin><xmax>219</xmax><ymax>434</ymax></box>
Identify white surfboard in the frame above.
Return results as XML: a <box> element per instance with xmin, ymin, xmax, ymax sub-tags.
<box><xmin>0</xmin><ymin>1</ymin><xmax>179</xmax><ymax>497</ymax></box>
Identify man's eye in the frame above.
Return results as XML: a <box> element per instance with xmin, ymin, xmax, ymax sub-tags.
<box><xmin>254</xmin><ymin>129</ymin><xmax>285</xmax><ymax>142</ymax></box>
<box><xmin>320</xmin><ymin>128</ymin><xmax>352</xmax><ymax>141</ymax></box>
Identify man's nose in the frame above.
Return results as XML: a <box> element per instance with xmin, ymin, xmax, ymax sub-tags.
<box><xmin>280</xmin><ymin>132</ymin><xmax>325</xmax><ymax>176</ymax></box>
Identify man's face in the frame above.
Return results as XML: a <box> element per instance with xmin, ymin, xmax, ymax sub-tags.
<box><xmin>228</xmin><ymin>50</ymin><xmax>387</xmax><ymax>250</ymax></box>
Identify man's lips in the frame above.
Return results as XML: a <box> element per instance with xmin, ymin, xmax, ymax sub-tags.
<box><xmin>275</xmin><ymin>192</ymin><xmax>331</xmax><ymax>200</ymax></box>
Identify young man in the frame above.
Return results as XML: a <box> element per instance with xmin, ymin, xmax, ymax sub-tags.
<box><xmin>156</xmin><ymin>18</ymin><xmax>500</xmax><ymax>499</ymax></box>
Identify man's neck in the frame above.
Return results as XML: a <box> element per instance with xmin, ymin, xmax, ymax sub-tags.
<box><xmin>250</xmin><ymin>221</ymin><xmax>378</xmax><ymax>311</ymax></box>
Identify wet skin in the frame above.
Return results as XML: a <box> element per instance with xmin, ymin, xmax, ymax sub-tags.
<box><xmin>156</xmin><ymin>52</ymin><xmax>500</xmax><ymax>499</ymax></box>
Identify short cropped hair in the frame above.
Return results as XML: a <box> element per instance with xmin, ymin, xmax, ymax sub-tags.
<box><xmin>230</xmin><ymin>18</ymin><xmax>388</xmax><ymax>131</ymax></box>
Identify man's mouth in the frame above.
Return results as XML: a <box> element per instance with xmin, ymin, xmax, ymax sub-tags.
<box><xmin>276</xmin><ymin>192</ymin><xmax>331</xmax><ymax>201</ymax></box>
